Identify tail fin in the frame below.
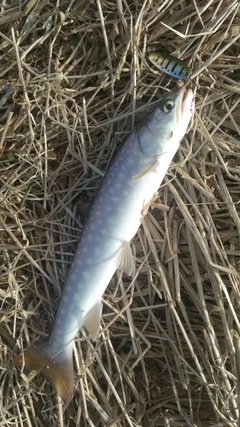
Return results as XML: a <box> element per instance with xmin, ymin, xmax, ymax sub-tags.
<box><xmin>11</xmin><ymin>341</ymin><xmax>74</xmax><ymax>404</ymax></box>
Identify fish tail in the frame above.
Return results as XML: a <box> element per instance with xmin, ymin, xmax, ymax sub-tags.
<box><xmin>11</xmin><ymin>341</ymin><xmax>74</xmax><ymax>404</ymax></box>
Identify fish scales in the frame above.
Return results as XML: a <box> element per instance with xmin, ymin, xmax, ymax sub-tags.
<box><xmin>12</xmin><ymin>87</ymin><xmax>195</xmax><ymax>403</ymax></box>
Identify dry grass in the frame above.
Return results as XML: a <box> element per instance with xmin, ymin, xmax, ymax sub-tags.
<box><xmin>1</xmin><ymin>0</ymin><xmax>240</xmax><ymax>426</ymax></box>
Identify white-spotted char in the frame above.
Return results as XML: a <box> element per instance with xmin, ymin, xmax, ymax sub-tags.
<box><xmin>12</xmin><ymin>87</ymin><xmax>195</xmax><ymax>403</ymax></box>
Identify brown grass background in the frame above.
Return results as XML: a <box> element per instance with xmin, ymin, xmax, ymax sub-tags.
<box><xmin>1</xmin><ymin>0</ymin><xmax>240</xmax><ymax>426</ymax></box>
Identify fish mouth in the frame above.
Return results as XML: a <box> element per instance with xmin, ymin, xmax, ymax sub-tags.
<box><xmin>177</xmin><ymin>86</ymin><xmax>194</xmax><ymax>123</ymax></box>
<box><xmin>176</xmin><ymin>86</ymin><xmax>194</xmax><ymax>124</ymax></box>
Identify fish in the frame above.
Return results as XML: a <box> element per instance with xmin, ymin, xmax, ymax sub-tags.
<box><xmin>148</xmin><ymin>50</ymin><xmax>190</xmax><ymax>79</ymax></box>
<box><xmin>12</xmin><ymin>87</ymin><xmax>194</xmax><ymax>404</ymax></box>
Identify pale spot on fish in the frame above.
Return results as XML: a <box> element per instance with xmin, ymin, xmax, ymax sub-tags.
<box><xmin>94</xmin><ymin>247</ymin><xmax>100</xmax><ymax>255</ymax></box>
<box><xmin>123</xmin><ymin>190</ymin><xmax>129</xmax><ymax>196</ymax></box>
<box><xmin>100</xmin><ymin>229</ymin><xmax>107</xmax><ymax>236</ymax></box>
<box><xmin>106</xmin><ymin>206</ymin><xmax>112</xmax><ymax>212</ymax></box>
<box><xmin>116</xmin><ymin>183</ymin><xmax>122</xmax><ymax>189</ymax></box>
<box><xmin>82</xmin><ymin>247</ymin><xmax>88</xmax><ymax>254</ymax></box>
<box><xmin>60</xmin><ymin>307</ymin><xmax>66</xmax><ymax>316</ymax></box>
<box><xmin>107</xmin><ymin>217</ymin><xmax>114</xmax><ymax>224</ymax></box>
<box><xmin>86</xmin><ymin>258</ymin><xmax>92</xmax><ymax>265</ymax></box>
<box><xmin>111</xmin><ymin>196</ymin><xmax>119</xmax><ymax>202</ymax></box>
<box><xmin>77</xmin><ymin>259</ymin><xmax>83</xmax><ymax>266</ymax></box>
<box><xmin>54</xmin><ymin>330</ymin><xmax>61</xmax><ymax>339</ymax></box>
<box><xmin>62</xmin><ymin>295</ymin><xmax>69</xmax><ymax>303</ymax></box>
<box><xmin>82</xmin><ymin>271</ymin><xmax>90</xmax><ymax>278</ymax></box>
<box><xmin>118</xmin><ymin>205</ymin><xmax>125</xmax><ymax>213</ymax></box>
<box><xmin>78</xmin><ymin>283</ymin><xmax>83</xmax><ymax>290</ymax></box>
<box><xmin>74</xmin><ymin>293</ymin><xmax>79</xmax><ymax>302</ymax></box>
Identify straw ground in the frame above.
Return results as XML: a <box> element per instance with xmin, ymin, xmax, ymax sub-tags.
<box><xmin>0</xmin><ymin>0</ymin><xmax>240</xmax><ymax>426</ymax></box>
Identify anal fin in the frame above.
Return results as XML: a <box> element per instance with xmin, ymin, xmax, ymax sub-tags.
<box><xmin>83</xmin><ymin>299</ymin><xmax>102</xmax><ymax>341</ymax></box>
<box><xmin>117</xmin><ymin>242</ymin><xmax>134</xmax><ymax>276</ymax></box>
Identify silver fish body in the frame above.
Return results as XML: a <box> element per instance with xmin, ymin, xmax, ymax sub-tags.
<box><xmin>12</xmin><ymin>87</ymin><xmax>194</xmax><ymax>403</ymax></box>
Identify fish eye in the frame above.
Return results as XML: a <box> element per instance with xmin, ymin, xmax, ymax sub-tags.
<box><xmin>163</xmin><ymin>100</ymin><xmax>174</xmax><ymax>113</ymax></box>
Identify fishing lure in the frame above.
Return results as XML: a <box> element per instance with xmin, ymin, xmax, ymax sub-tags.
<box><xmin>148</xmin><ymin>50</ymin><xmax>190</xmax><ymax>79</ymax></box>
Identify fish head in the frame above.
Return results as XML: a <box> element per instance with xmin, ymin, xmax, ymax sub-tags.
<box><xmin>139</xmin><ymin>87</ymin><xmax>194</xmax><ymax>158</ymax></box>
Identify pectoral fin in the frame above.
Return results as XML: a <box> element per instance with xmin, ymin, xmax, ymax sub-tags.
<box><xmin>117</xmin><ymin>242</ymin><xmax>134</xmax><ymax>276</ymax></box>
<box><xmin>132</xmin><ymin>160</ymin><xmax>158</xmax><ymax>181</ymax></box>
<box><xmin>83</xmin><ymin>299</ymin><xmax>102</xmax><ymax>341</ymax></box>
